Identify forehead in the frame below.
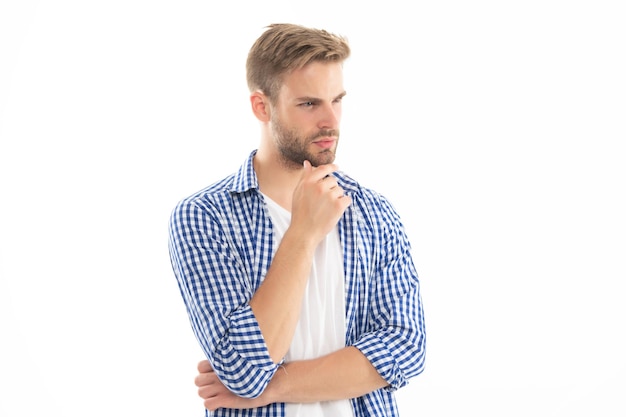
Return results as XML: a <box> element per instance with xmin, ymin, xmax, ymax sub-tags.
<box><xmin>279</xmin><ymin>61</ymin><xmax>345</xmax><ymax>99</ymax></box>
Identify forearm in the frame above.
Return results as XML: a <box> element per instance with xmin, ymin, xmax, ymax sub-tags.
<box><xmin>250</xmin><ymin>162</ymin><xmax>350</xmax><ymax>364</ymax></box>
<box><xmin>265</xmin><ymin>346</ymin><xmax>388</xmax><ymax>404</ymax></box>
<box><xmin>249</xmin><ymin>227</ymin><xmax>317</xmax><ymax>363</ymax></box>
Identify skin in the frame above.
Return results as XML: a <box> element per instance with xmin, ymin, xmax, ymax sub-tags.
<box><xmin>195</xmin><ymin>61</ymin><xmax>388</xmax><ymax>411</ymax></box>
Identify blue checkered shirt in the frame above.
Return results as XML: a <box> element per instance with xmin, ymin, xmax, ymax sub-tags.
<box><xmin>168</xmin><ymin>150</ymin><xmax>426</xmax><ymax>416</ymax></box>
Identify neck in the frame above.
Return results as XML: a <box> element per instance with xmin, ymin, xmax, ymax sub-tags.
<box><xmin>254</xmin><ymin>145</ymin><xmax>301</xmax><ymax>211</ymax></box>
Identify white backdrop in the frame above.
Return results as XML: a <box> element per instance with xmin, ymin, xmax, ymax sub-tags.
<box><xmin>1</xmin><ymin>1</ymin><xmax>625</xmax><ymax>416</ymax></box>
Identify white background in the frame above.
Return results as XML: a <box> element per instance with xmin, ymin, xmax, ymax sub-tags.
<box><xmin>1</xmin><ymin>1</ymin><xmax>625</xmax><ymax>416</ymax></box>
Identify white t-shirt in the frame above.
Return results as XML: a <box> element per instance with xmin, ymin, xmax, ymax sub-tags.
<box><xmin>262</xmin><ymin>194</ymin><xmax>354</xmax><ymax>417</ymax></box>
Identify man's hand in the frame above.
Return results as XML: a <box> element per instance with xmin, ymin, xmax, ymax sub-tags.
<box><xmin>194</xmin><ymin>360</ymin><xmax>270</xmax><ymax>411</ymax></box>
<box><xmin>290</xmin><ymin>160</ymin><xmax>351</xmax><ymax>246</ymax></box>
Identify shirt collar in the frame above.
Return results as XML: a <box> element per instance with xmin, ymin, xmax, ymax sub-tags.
<box><xmin>231</xmin><ymin>150</ymin><xmax>260</xmax><ymax>193</ymax></box>
<box><xmin>230</xmin><ymin>149</ymin><xmax>361</xmax><ymax>195</ymax></box>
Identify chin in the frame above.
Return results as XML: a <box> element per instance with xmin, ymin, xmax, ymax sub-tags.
<box><xmin>310</xmin><ymin>152</ymin><xmax>336</xmax><ymax>167</ymax></box>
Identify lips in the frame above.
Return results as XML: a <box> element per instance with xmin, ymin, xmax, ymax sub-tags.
<box><xmin>313</xmin><ymin>138</ymin><xmax>336</xmax><ymax>149</ymax></box>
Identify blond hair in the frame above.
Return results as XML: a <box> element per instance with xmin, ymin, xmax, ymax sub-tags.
<box><xmin>246</xmin><ymin>23</ymin><xmax>351</xmax><ymax>103</ymax></box>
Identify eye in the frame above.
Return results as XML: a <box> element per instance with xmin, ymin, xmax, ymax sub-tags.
<box><xmin>300</xmin><ymin>101</ymin><xmax>315</xmax><ymax>107</ymax></box>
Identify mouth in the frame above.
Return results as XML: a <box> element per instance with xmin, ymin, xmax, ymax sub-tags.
<box><xmin>312</xmin><ymin>137</ymin><xmax>336</xmax><ymax>149</ymax></box>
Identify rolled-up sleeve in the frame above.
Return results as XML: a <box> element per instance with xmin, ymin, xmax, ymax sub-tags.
<box><xmin>168</xmin><ymin>197</ymin><xmax>278</xmax><ymax>398</ymax></box>
<box><xmin>348</xmin><ymin>192</ymin><xmax>426</xmax><ymax>392</ymax></box>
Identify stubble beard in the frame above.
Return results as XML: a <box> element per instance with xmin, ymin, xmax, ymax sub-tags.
<box><xmin>271</xmin><ymin>114</ymin><xmax>339</xmax><ymax>170</ymax></box>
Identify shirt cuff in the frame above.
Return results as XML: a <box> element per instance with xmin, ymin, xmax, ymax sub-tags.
<box><xmin>353</xmin><ymin>333</ymin><xmax>409</xmax><ymax>392</ymax></box>
<box><xmin>212</xmin><ymin>304</ymin><xmax>279</xmax><ymax>397</ymax></box>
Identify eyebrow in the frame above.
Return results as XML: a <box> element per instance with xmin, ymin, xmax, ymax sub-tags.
<box><xmin>295</xmin><ymin>91</ymin><xmax>347</xmax><ymax>103</ymax></box>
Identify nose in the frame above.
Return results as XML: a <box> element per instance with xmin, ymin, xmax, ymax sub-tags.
<box><xmin>318</xmin><ymin>103</ymin><xmax>340</xmax><ymax>130</ymax></box>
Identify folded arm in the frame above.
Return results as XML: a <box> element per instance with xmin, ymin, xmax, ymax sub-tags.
<box><xmin>196</xmin><ymin>346</ymin><xmax>387</xmax><ymax>411</ymax></box>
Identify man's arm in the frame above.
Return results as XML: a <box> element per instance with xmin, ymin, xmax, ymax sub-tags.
<box><xmin>265</xmin><ymin>346</ymin><xmax>388</xmax><ymax>402</ymax></box>
<box><xmin>170</xmin><ymin>161</ymin><xmax>352</xmax><ymax>398</ymax></box>
<box><xmin>193</xmin><ymin>188</ymin><xmax>426</xmax><ymax>408</ymax></box>
<box><xmin>249</xmin><ymin>161</ymin><xmax>351</xmax><ymax>363</ymax></box>
<box><xmin>196</xmin><ymin>347</ymin><xmax>387</xmax><ymax>411</ymax></box>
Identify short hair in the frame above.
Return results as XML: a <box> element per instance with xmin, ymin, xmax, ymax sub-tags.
<box><xmin>246</xmin><ymin>23</ymin><xmax>351</xmax><ymax>103</ymax></box>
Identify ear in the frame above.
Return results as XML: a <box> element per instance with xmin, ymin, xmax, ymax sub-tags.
<box><xmin>250</xmin><ymin>91</ymin><xmax>271</xmax><ymax>122</ymax></box>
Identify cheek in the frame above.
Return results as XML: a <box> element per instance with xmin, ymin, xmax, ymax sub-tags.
<box><xmin>280</xmin><ymin>110</ymin><xmax>305</xmax><ymax>128</ymax></box>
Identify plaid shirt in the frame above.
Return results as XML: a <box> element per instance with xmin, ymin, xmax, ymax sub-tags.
<box><xmin>168</xmin><ymin>150</ymin><xmax>426</xmax><ymax>416</ymax></box>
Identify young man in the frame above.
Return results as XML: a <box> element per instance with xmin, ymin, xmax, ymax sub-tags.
<box><xmin>168</xmin><ymin>23</ymin><xmax>426</xmax><ymax>416</ymax></box>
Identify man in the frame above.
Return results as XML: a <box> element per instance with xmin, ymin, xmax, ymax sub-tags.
<box><xmin>168</xmin><ymin>23</ymin><xmax>426</xmax><ymax>416</ymax></box>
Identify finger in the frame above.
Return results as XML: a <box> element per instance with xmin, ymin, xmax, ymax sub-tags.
<box><xmin>307</xmin><ymin>164</ymin><xmax>339</xmax><ymax>182</ymax></box>
<box><xmin>198</xmin><ymin>384</ymin><xmax>217</xmax><ymax>399</ymax></box>
<box><xmin>320</xmin><ymin>175</ymin><xmax>339</xmax><ymax>187</ymax></box>
<box><xmin>198</xmin><ymin>385</ymin><xmax>209</xmax><ymax>399</ymax></box>
<box><xmin>197</xmin><ymin>359</ymin><xmax>213</xmax><ymax>373</ymax></box>
<box><xmin>329</xmin><ymin>184</ymin><xmax>345</xmax><ymax>197</ymax></box>
<box><xmin>195</xmin><ymin>372</ymin><xmax>212</xmax><ymax>387</ymax></box>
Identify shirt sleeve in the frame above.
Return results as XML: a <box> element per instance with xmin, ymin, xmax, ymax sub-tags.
<box><xmin>168</xmin><ymin>197</ymin><xmax>278</xmax><ymax>398</ymax></box>
<box><xmin>350</xmin><ymin>194</ymin><xmax>427</xmax><ymax>391</ymax></box>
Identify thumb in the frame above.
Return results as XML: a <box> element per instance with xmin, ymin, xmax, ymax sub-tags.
<box><xmin>303</xmin><ymin>160</ymin><xmax>311</xmax><ymax>170</ymax></box>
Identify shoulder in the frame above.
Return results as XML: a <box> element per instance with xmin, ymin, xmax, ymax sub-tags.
<box><xmin>170</xmin><ymin>174</ymin><xmax>238</xmax><ymax>223</ymax></box>
<box><xmin>335</xmin><ymin>171</ymin><xmax>397</xmax><ymax>213</ymax></box>
<box><xmin>335</xmin><ymin>173</ymin><xmax>415</xmax><ymax>257</ymax></box>
<box><xmin>171</xmin><ymin>150</ymin><xmax>259</xmax><ymax>217</ymax></box>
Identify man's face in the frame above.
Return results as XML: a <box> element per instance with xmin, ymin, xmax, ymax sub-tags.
<box><xmin>270</xmin><ymin>61</ymin><xmax>346</xmax><ymax>169</ymax></box>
